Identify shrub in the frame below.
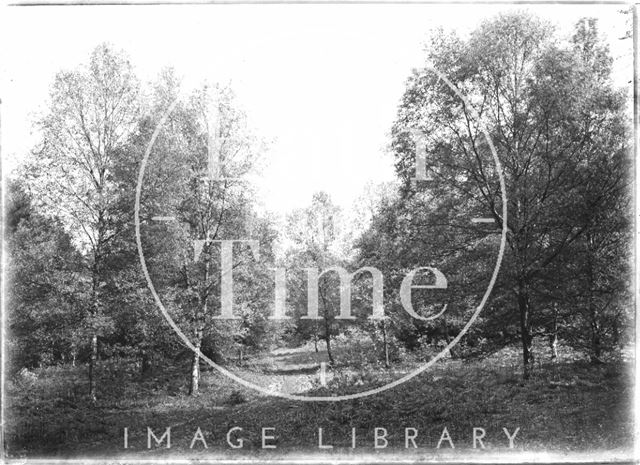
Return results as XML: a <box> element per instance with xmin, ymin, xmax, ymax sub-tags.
<box><xmin>227</xmin><ymin>390</ymin><xmax>247</xmax><ymax>405</ymax></box>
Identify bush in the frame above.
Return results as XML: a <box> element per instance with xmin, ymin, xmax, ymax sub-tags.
<box><xmin>227</xmin><ymin>390</ymin><xmax>247</xmax><ymax>405</ymax></box>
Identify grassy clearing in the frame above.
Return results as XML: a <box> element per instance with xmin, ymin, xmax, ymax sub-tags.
<box><xmin>4</xmin><ymin>343</ymin><xmax>634</xmax><ymax>459</ymax></box>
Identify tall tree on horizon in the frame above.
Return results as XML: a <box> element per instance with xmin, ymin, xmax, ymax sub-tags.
<box><xmin>24</xmin><ymin>43</ymin><xmax>140</xmax><ymax>400</ymax></box>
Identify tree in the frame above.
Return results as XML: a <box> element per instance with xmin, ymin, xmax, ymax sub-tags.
<box><xmin>24</xmin><ymin>44</ymin><xmax>140</xmax><ymax>400</ymax></box>
<box><xmin>6</xmin><ymin>181</ymin><xmax>86</xmax><ymax>370</ymax></box>
<box><xmin>546</xmin><ymin>175</ymin><xmax>632</xmax><ymax>362</ymax></box>
<box><xmin>355</xmin><ymin>188</ymin><xmax>489</xmax><ymax>362</ymax></box>
<box><xmin>349</xmin><ymin>182</ymin><xmax>398</xmax><ymax>367</ymax></box>
<box><xmin>286</xmin><ymin>192</ymin><xmax>348</xmax><ymax>364</ymax></box>
<box><xmin>388</xmin><ymin>13</ymin><xmax>630</xmax><ymax>376</ymax></box>
<box><xmin>136</xmin><ymin>80</ymin><xmax>269</xmax><ymax>395</ymax></box>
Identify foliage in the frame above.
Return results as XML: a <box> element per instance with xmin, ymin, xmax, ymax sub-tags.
<box><xmin>362</xmin><ymin>13</ymin><xmax>632</xmax><ymax>374</ymax></box>
<box><xmin>6</xmin><ymin>181</ymin><xmax>87</xmax><ymax>370</ymax></box>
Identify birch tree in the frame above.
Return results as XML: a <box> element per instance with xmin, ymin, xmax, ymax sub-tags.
<box><xmin>25</xmin><ymin>44</ymin><xmax>139</xmax><ymax>400</ymax></box>
<box><xmin>137</xmin><ymin>81</ymin><xmax>266</xmax><ymax>395</ymax></box>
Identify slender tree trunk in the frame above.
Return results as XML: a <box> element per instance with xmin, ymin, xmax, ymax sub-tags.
<box><xmin>549</xmin><ymin>304</ymin><xmax>558</xmax><ymax>362</ymax></box>
<box><xmin>313</xmin><ymin>321</ymin><xmax>319</xmax><ymax>352</ymax></box>
<box><xmin>592</xmin><ymin>332</ymin><xmax>602</xmax><ymax>358</ymax></box>
<box><xmin>89</xmin><ymin>334</ymin><xmax>98</xmax><ymax>402</ymax></box>
<box><xmin>189</xmin><ymin>297</ymin><xmax>205</xmax><ymax>396</ymax></box>
<box><xmin>591</xmin><ymin>320</ymin><xmax>603</xmax><ymax>364</ymax></box>
<box><xmin>189</xmin><ymin>253</ymin><xmax>209</xmax><ymax>396</ymax></box>
<box><xmin>324</xmin><ymin>321</ymin><xmax>334</xmax><ymax>365</ymax></box>
<box><xmin>324</xmin><ymin>335</ymin><xmax>334</xmax><ymax>364</ymax></box>
<box><xmin>517</xmin><ymin>283</ymin><xmax>534</xmax><ymax>379</ymax></box>
<box><xmin>89</xmin><ymin>257</ymin><xmax>99</xmax><ymax>402</ymax></box>
<box><xmin>319</xmin><ymin>287</ymin><xmax>334</xmax><ymax>364</ymax></box>
<box><xmin>381</xmin><ymin>320</ymin><xmax>390</xmax><ymax>368</ymax></box>
<box><xmin>443</xmin><ymin>318</ymin><xmax>458</xmax><ymax>359</ymax></box>
<box><xmin>89</xmin><ymin>213</ymin><xmax>106</xmax><ymax>403</ymax></box>
<box><xmin>612</xmin><ymin>316</ymin><xmax>619</xmax><ymax>348</ymax></box>
<box><xmin>587</xmin><ymin>245</ymin><xmax>604</xmax><ymax>364</ymax></box>
<box><xmin>549</xmin><ymin>328</ymin><xmax>558</xmax><ymax>362</ymax></box>
<box><xmin>140</xmin><ymin>350</ymin><xmax>151</xmax><ymax>376</ymax></box>
<box><xmin>189</xmin><ymin>328</ymin><xmax>203</xmax><ymax>395</ymax></box>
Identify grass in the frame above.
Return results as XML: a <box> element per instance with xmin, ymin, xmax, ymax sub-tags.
<box><xmin>3</xmin><ymin>342</ymin><xmax>634</xmax><ymax>460</ymax></box>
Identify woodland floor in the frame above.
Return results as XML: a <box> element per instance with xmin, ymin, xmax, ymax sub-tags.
<box><xmin>3</xmin><ymin>342</ymin><xmax>635</xmax><ymax>461</ymax></box>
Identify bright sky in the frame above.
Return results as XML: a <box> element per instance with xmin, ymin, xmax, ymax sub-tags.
<box><xmin>0</xmin><ymin>3</ymin><xmax>632</xmax><ymax>217</ymax></box>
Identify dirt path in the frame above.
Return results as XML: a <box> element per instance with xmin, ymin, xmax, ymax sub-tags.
<box><xmin>244</xmin><ymin>345</ymin><xmax>334</xmax><ymax>394</ymax></box>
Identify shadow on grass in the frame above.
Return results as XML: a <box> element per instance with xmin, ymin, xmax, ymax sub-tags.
<box><xmin>262</xmin><ymin>365</ymin><xmax>320</xmax><ymax>376</ymax></box>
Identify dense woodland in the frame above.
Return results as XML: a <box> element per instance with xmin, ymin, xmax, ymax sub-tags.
<box><xmin>5</xmin><ymin>12</ymin><xmax>633</xmax><ymax>445</ymax></box>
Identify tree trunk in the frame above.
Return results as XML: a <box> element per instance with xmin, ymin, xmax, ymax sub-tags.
<box><xmin>549</xmin><ymin>332</ymin><xmax>558</xmax><ymax>362</ymax></box>
<box><xmin>587</xmin><ymin>248</ymin><xmax>604</xmax><ymax>364</ymax></box>
<box><xmin>189</xmin><ymin>247</ymin><xmax>209</xmax><ymax>396</ymax></box>
<box><xmin>549</xmin><ymin>304</ymin><xmax>558</xmax><ymax>362</ymax></box>
<box><xmin>381</xmin><ymin>320</ymin><xmax>390</xmax><ymax>368</ymax></box>
<box><xmin>591</xmin><ymin>321</ymin><xmax>603</xmax><ymax>364</ymax></box>
<box><xmin>319</xmin><ymin>285</ymin><xmax>335</xmax><ymax>364</ymax></box>
<box><xmin>517</xmin><ymin>285</ymin><xmax>534</xmax><ymax>379</ymax></box>
<box><xmin>140</xmin><ymin>350</ymin><xmax>151</xmax><ymax>376</ymax></box>
<box><xmin>325</xmin><ymin>336</ymin><xmax>334</xmax><ymax>364</ymax></box>
<box><xmin>592</xmin><ymin>332</ymin><xmax>602</xmax><ymax>358</ymax></box>
<box><xmin>324</xmin><ymin>328</ymin><xmax>334</xmax><ymax>365</ymax></box>
<box><xmin>612</xmin><ymin>316</ymin><xmax>619</xmax><ymax>347</ymax></box>
<box><xmin>313</xmin><ymin>323</ymin><xmax>319</xmax><ymax>353</ymax></box>
<box><xmin>189</xmin><ymin>329</ymin><xmax>203</xmax><ymax>395</ymax></box>
<box><xmin>443</xmin><ymin>318</ymin><xmax>458</xmax><ymax>359</ymax></box>
<box><xmin>89</xmin><ymin>207</ymin><xmax>106</xmax><ymax>403</ymax></box>
<box><xmin>322</xmin><ymin>308</ymin><xmax>334</xmax><ymax>365</ymax></box>
<box><xmin>89</xmin><ymin>334</ymin><xmax>98</xmax><ymax>402</ymax></box>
